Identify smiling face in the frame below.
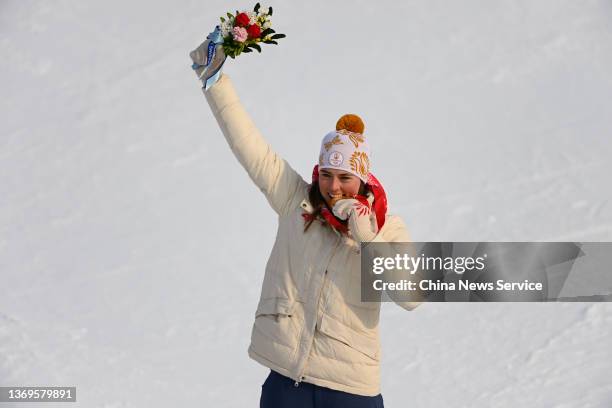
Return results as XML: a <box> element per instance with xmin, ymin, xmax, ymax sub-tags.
<box><xmin>318</xmin><ymin>168</ymin><xmax>362</xmax><ymax>208</ymax></box>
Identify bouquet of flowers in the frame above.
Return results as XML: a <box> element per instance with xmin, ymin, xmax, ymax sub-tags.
<box><xmin>191</xmin><ymin>3</ymin><xmax>285</xmax><ymax>90</ymax></box>
<box><xmin>218</xmin><ymin>3</ymin><xmax>286</xmax><ymax>58</ymax></box>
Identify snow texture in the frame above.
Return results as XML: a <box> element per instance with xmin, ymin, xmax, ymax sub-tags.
<box><xmin>1</xmin><ymin>0</ymin><xmax>612</xmax><ymax>406</ymax></box>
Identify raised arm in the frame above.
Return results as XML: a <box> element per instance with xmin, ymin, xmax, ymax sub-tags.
<box><xmin>204</xmin><ymin>74</ymin><xmax>307</xmax><ymax>216</ymax></box>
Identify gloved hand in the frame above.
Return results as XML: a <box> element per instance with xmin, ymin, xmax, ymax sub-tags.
<box><xmin>332</xmin><ymin>198</ymin><xmax>378</xmax><ymax>242</ymax></box>
<box><xmin>190</xmin><ymin>26</ymin><xmax>227</xmax><ymax>91</ymax></box>
<box><xmin>329</xmin><ymin>194</ymin><xmax>355</xmax><ymax>208</ymax></box>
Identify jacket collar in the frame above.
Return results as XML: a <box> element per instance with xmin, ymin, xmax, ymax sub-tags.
<box><xmin>300</xmin><ymin>198</ymin><xmax>315</xmax><ymax>214</ymax></box>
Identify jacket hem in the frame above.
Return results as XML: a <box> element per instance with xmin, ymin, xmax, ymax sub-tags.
<box><xmin>248</xmin><ymin>346</ymin><xmax>296</xmax><ymax>381</ymax></box>
<box><xmin>248</xmin><ymin>347</ymin><xmax>381</xmax><ymax>397</ymax></box>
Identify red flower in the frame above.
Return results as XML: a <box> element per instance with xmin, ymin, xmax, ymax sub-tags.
<box><xmin>235</xmin><ymin>12</ymin><xmax>250</xmax><ymax>27</ymax></box>
<box><xmin>247</xmin><ymin>24</ymin><xmax>261</xmax><ymax>39</ymax></box>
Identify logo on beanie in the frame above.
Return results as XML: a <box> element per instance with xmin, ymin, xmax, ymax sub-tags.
<box><xmin>329</xmin><ymin>151</ymin><xmax>344</xmax><ymax>166</ymax></box>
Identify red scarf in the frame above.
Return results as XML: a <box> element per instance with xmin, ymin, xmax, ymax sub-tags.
<box><xmin>302</xmin><ymin>165</ymin><xmax>387</xmax><ymax>235</ymax></box>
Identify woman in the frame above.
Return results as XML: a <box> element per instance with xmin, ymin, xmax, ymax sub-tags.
<box><xmin>191</xmin><ymin>39</ymin><xmax>420</xmax><ymax>408</ymax></box>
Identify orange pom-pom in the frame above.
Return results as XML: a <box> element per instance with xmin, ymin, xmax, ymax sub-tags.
<box><xmin>336</xmin><ymin>114</ymin><xmax>365</xmax><ymax>134</ymax></box>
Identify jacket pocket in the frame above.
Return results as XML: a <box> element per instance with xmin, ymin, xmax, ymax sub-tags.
<box><xmin>255</xmin><ymin>297</ymin><xmax>295</xmax><ymax>318</ymax></box>
<box><xmin>318</xmin><ymin>314</ymin><xmax>380</xmax><ymax>362</ymax></box>
<box><xmin>253</xmin><ymin>297</ymin><xmax>298</xmax><ymax>350</ymax></box>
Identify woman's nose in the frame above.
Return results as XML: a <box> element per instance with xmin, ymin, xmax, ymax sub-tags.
<box><xmin>330</xmin><ymin>177</ymin><xmax>341</xmax><ymax>192</ymax></box>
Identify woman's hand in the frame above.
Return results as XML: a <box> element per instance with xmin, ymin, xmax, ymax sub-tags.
<box><xmin>190</xmin><ymin>26</ymin><xmax>227</xmax><ymax>90</ymax></box>
<box><xmin>332</xmin><ymin>198</ymin><xmax>378</xmax><ymax>242</ymax></box>
<box><xmin>328</xmin><ymin>194</ymin><xmax>356</xmax><ymax>208</ymax></box>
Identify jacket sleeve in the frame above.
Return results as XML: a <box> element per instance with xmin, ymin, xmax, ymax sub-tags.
<box><xmin>371</xmin><ymin>215</ymin><xmax>423</xmax><ymax>311</ymax></box>
<box><xmin>204</xmin><ymin>74</ymin><xmax>307</xmax><ymax>216</ymax></box>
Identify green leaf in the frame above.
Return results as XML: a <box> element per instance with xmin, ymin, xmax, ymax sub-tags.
<box><xmin>254</xmin><ymin>2</ymin><xmax>260</xmax><ymax>12</ymax></box>
<box><xmin>271</xmin><ymin>33</ymin><xmax>285</xmax><ymax>39</ymax></box>
<box><xmin>261</xmin><ymin>28</ymin><xmax>272</xmax><ymax>37</ymax></box>
<box><xmin>269</xmin><ymin>7</ymin><xmax>273</xmax><ymax>16</ymax></box>
<box><xmin>243</xmin><ymin>47</ymin><xmax>252</xmax><ymax>53</ymax></box>
<box><xmin>220</xmin><ymin>16</ymin><xmax>225</xmax><ymax>23</ymax></box>
<box><xmin>251</xmin><ymin>43</ymin><xmax>261</xmax><ymax>52</ymax></box>
<box><xmin>227</xmin><ymin>12</ymin><xmax>234</xmax><ymax>19</ymax></box>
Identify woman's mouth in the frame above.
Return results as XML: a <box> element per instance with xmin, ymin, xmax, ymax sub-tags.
<box><xmin>327</xmin><ymin>193</ymin><xmax>353</xmax><ymax>207</ymax></box>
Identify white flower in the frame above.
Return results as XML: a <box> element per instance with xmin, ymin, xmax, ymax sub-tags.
<box><xmin>220</xmin><ymin>21</ymin><xmax>232</xmax><ymax>37</ymax></box>
<box><xmin>258</xmin><ymin>6</ymin><xmax>270</xmax><ymax>16</ymax></box>
<box><xmin>262</xmin><ymin>20</ymin><xmax>272</xmax><ymax>29</ymax></box>
<box><xmin>246</xmin><ymin>11</ymin><xmax>257</xmax><ymax>25</ymax></box>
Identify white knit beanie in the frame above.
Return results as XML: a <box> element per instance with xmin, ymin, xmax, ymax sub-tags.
<box><xmin>318</xmin><ymin>114</ymin><xmax>370</xmax><ymax>182</ymax></box>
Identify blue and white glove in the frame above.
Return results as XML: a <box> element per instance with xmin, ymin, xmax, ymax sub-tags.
<box><xmin>332</xmin><ymin>199</ymin><xmax>379</xmax><ymax>242</ymax></box>
<box><xmin>190</xmin><ymin>26</ymin><xmax>226</xmax><ymax>91</ymax></box>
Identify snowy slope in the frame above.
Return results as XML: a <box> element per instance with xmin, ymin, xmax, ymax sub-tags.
<box><xmin>1</xmin><ymin>0</ymin><xmax>612</xmax><ymax>406</ymax></box>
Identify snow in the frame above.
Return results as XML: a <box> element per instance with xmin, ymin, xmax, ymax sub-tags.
<box><xmin>1</xmin><ymin>0</ymin><xmax>611</xmax><ymax>406</ymax></box>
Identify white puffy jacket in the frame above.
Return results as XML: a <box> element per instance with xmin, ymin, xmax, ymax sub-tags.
<box><xmin>204</xmin><ymin>74</ymin><xmax>420</xmax><ymax>396</ymax></box>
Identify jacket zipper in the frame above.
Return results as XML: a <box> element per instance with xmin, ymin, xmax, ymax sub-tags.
<box><xmin>293</xmin><ymin>236</ymin><xmax>342</xmax><ymax>388</ymax></box>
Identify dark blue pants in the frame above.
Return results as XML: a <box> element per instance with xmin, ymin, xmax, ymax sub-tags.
<box><xmin>260</xmin><ymin>370</ymin><xmax>384</xmax><ymax>408</ymax></box>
